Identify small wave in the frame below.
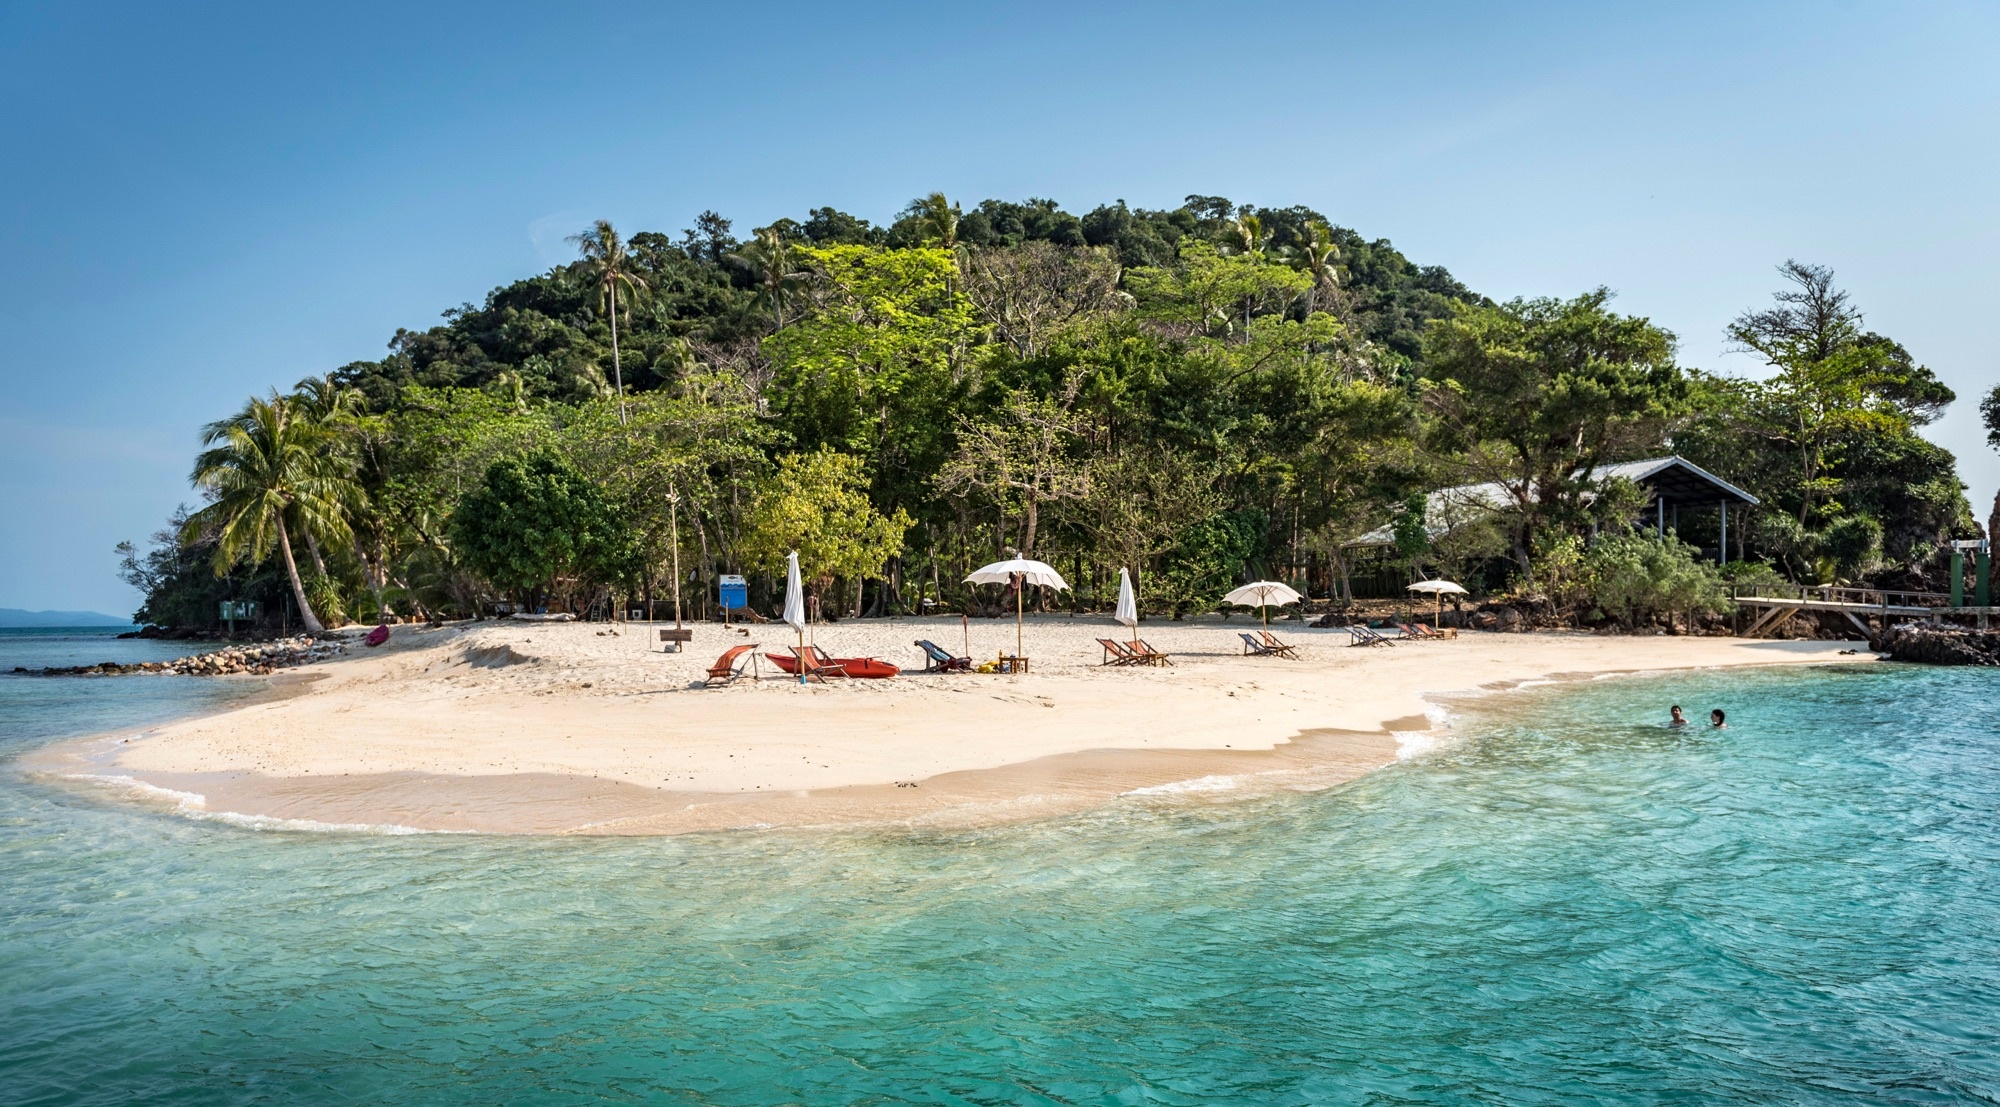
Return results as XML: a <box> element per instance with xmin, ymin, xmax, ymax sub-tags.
<box><xmin>63</xmin><ymin>773</ymin><xmax>456</xmax><ymax>835</ymax></box>
<box><xmin>1124</xmin><ymin>774</ymin><xmax>1244</xmax><ymax>796</ymax></box>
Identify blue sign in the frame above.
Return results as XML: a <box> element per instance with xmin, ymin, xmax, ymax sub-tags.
<box><xmin>718</xmin><ymin>574</ymin><xmax>748</xmax><ymax>611</ymax></box>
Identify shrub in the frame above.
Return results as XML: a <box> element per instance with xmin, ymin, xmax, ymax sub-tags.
<box><xmin>1585</xmin><ymin>533</ymin><xmax>1731</xmax><ymax>629</ymax></box>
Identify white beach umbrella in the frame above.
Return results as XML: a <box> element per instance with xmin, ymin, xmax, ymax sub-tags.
<box><xmin>966</xmin><ymin>557</ymin><xmax>1070</xmax><ymax>664</ymax></box>
<box><xmin>783</xmin><ymin>551</ymin><xmax>806</xmax><ymax>636</ymax></box>
<box><xmin>1406</xmin><ymin>579</ymin><xmax>1468</xmax><ymax>624</ymax></box>
<box><xmin>1222</xmin><ymin>581</ymin><xmax>1304</xmax><ymax>628</ymax></box>
<box><xmin>1115</xmin><ymin>568</ymin><xmax>1139</xmax><ymax>638</ymax></box>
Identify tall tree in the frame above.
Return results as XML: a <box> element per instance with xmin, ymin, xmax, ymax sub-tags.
<box><xmin>570</xmin><ymin>220</ymin><xmax>649</xmax><ymax>424</ymax></box>
<box><xmin>726</xmin><ymin>226</ymin><xmax>806</xmax><ymax>331</ymax></box>
<box><xmin>183</xmin><ymin>394</ymin><xmax>357</xmax><ymax>634</ymax></box>
<box><xmin>1418</xmin><ymin>290</ymin><xmax>1689</xmax><ymax>573</ymax></box>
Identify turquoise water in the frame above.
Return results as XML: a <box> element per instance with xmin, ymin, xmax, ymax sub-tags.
<box><xmin>3</xmin><ymin>635</ymin><xmax>1999</xmax><ymax>1104</ymax></box>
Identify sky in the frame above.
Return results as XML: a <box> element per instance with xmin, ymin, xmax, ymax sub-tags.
<box><xmin>2</xmin><ymin>0</ymin><xmax>1995</xmax><ymax>616</ymax></box>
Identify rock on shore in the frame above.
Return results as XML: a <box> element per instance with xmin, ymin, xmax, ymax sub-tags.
<box><xmin>1878</xmin><ymin>623</ymin><xmax>2000</xmax><ymax>666</ymax></box>
<box><xmin>21</xmin><ymin>636</ymin><xmax>347</xmax><ymax>677</ymax></box>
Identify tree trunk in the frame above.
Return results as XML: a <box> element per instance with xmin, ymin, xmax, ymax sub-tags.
<box><xmin>275</xmin><ymin>513</ymin><xmax>326</xmax><ymax>634</ymax></box>
<box><xmin>304</xmin><ymin>527</ymin><xmax>329</xmax><ymax>577</ymax></box>
<box><xmin>610</xmin><ymin>284</ymin><xmax>627</xmax><ymax>425</ymax></box>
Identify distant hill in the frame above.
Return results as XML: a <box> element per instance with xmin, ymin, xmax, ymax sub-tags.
<box><xmin>0</xmin><ymin>608</ymin><xmax>131</xmax><ymax>628</ymax></box>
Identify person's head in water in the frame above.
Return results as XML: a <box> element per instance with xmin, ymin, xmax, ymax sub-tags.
<box><xmin>1711</xmin><ymin>709</ymin><xmax>1726</xmax><ymax>728</ymax></box>
<box><xmin>1670</xmin><ymin>705</ymin><xmax>1687</xmax><ymax>726</ymax></box>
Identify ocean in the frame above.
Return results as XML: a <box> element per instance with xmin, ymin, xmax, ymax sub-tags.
<box><xmin>2</xmin><ymin>627</ymin><xmax>1997</xmax><ymax>1104</ymax></box>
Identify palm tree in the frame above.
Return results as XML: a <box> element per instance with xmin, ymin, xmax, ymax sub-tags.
<box><xmin>569</xmin><ymin>220</ymin><xmax>649</xmax><ymax>425</ymax></box>
<box><xmin>726</xmin><ymin>226</ymin><xmax>805</xmax><ymax>331</ymax></box>
<box><xmin>1228</xmin><ymin>212</ymin><xmax>1267</xmax><ymax>257</ymax></box>
<box><xmin>1287</xmin><ymin>219</ymin><xmax>1343</xmax><ymax>312</ymax></box>
<box><xmin>183</xmin><ymin>394</ymin><xmax>356</xmax><ymax>634</ymax></box>
<box><xmin>907</xmin><ymin>192</ymin><xmax>961</xmax><ymax>250</ymax></box>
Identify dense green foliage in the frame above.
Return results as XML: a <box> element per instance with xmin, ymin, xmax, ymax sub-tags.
<box><xmin>117</xmin><ymin>195</ymin><xmax>1979</xmax><ymax>629</ymax></box>
<box><xmin>448</xmin><ymin>451</ymin><xmax>639</xmax><ymax>609</ymax></box>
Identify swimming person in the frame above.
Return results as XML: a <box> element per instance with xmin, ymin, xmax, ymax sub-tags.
<box><xmin>1710</xmin><ymin>709</ymin><xmax>1727</xmax><ymax>728</ymax></box>
<box><xmin>1669</xmin><ymin>705</ymin><xmax>1688</xmax><ymax>727</ymax></box>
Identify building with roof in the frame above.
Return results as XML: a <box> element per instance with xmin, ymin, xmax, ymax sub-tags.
<box><xmin>1349</xmin><ymin>455</ymin><xmax>1760</xmax><ymax>563</ymax></box>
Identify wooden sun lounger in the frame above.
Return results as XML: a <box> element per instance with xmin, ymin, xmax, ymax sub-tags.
<box><xmin>1415</xmin><ymin>622</ymin><xmax>1458</xmax><ymax>639</ymax></box>
<box><xmin>1257</xmin><ymin>630</ymin><xmax>1300</xmax><ymax>658</ymax></box>
<box><xmin>790</xmin><ymin>645</ymin><xmax>849</xmax><ymax>682</ymax></box>
<box><xmin>1348</xmin><ymin>624</ymin><xmax>1396</xmax><ymax>647</ymax></box>
<box><xmin>704</xmin><ymin>643</ymin><xmax>759</xmax><ymax>685</ymax></box>
<box><xmin>915</xmin><ymin>639</ymin><xmax>973</xmax><ymax>672</ymax></box>
<box><xmin>1099</xmin><ymin>638</ymin><xmax>1144</xmax><ymax>666</ymax></box>
<box><xmin>1240</xmin><ymin>632</ymin><xmax>1281</xmax><ymax>657</ymax></box>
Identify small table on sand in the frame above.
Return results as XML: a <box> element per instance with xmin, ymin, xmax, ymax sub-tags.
<box><xmin>998</xmin><ymin>654</ymin><xmax>1030</xmax><ymax>674</ymax></box>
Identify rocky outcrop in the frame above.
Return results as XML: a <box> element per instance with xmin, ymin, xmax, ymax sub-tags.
<box><xmin>22</xmin><ymin>636</ymin><xmax>347</xmax><ymax>677</ymax></box>
<box><xmin>1878</xmin><ymin>623</ymin><xmax>2000</xmax><ymax>666</ymax></box>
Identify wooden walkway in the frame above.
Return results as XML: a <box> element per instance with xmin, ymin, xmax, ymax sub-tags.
<box><xmin>1733</xmin><ymin>586</ymin><xmax>1954</xmax><ymax>638</ymax></box>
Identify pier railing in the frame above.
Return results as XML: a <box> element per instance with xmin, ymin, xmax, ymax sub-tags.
<box><xmin>1731</xmin><ymin>584</ymin><xmax>1951</xmax><ymax>610</ymax></box>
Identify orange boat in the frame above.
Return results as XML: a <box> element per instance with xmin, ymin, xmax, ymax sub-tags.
<box><xmin>763</xmin><ymin>652</ymin><xmax>900</xmax><ymax>679</ymax></box>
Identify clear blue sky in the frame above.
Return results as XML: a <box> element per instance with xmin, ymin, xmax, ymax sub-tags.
<box><xmin>3</xmin><ymin>1</ymin><xmax>1995</xmax><ymax>616</ymax></box>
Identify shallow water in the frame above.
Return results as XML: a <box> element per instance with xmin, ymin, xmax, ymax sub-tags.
<box><xmin>3</xmin><ymin>637</ymin><xmax>1998</xmax><ymax>1104</ymax></box>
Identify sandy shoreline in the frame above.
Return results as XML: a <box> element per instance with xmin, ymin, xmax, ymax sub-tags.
<box><xmin>24</xmin><ymin>616</ymin><xmax>1875</xmax><ymax>834</ymax></box>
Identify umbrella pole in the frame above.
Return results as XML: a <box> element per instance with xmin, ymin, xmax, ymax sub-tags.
<box><xmin>1016</xmin><ymin>581</ymin><xmax>1024</xmax><ymax>669</ymax></box>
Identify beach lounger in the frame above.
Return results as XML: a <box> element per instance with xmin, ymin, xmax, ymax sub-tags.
<box><xmin>1257</xmin><ymin>630</ymin><xmax>1300</xmax><ymax>659</ymax></box>
<box><xmin>1098</xmin><ymin>638</ymin><xmax>1144</xmax><ymax>666</ymax></box>
<box><xmin>1240</xmin><ymin>632</ymin><xmax>1282</xmax><ymax>657</ymax></box>
<box><xmin>1348</xmin><ymin>625</ymin><xmax>1395</xmax><ymax>647</ymax></box>
<box><xmin>1415</xmin><ymin>622</ymin><xmax>1458</xmax><ymax>639</ymax></box>
<box><xmin>1133</xmin><ymin>639</ymin><xmax>1174</xmax><ymax>666</ymax></box>
<box><xmin>703</xmin><ymin>643</ymin><xmax>760</xmax><ymax>685</ymax></box>
<box><xmin>915</xmin><ymin>639</ymin><xmax>973</xmax><ymax>672</ymax></box>
<box><xmin>789</xmin><ymin>645</ymin><xmax>849</xmax><ymax>682</ymax></box>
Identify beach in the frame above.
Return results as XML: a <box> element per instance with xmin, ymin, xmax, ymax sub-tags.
<box><xmin>31</xmin><ymin>617</ymin><xmax>1874</xmax><ymax>834</ymax></box>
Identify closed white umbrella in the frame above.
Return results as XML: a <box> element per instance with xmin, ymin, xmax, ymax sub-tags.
<box><xmin>1115</xmin><ymin>568</ymin><xmax>1138</xmax><ymax>640</ymax></box>
<box><xmin>966</xmin><ymin>557</ymin><xmax>1070</xmax><ymax>664</ymax></box>
<box><xmin>783</xmin><ymin>552</ymin><xmax>806</xmax><ymax>679</ymax></box>
<box><xmin>1222</xmin><ymin>581</ymin><xmax>1304</xmax><ymax>628</ymax></box>
<box><xmin>1406</xmin><ymin>579</ymin><xmax>1467</xmax><ymax>625</ymax></box>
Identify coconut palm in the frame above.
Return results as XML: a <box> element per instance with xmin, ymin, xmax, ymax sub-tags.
<box><xmin>1287</xmin><ymin>219</ymin><xmax>1343</xmax><ymax>311</ymax></box>
<box><xmin>569</xmin><ymin>220</ymin><xmax>649</xmax><ymax>425</ymax></box>
<box><xmin>907</xmin><ymin>192</ymin><xmax>961</xmax><ymax>250</ymax></box>
<box><xmin>183</xmin><ymin>393</ymin><xmax>357</xmax><ymax>634</ymax></box>
<box><xmin>727</xmin><ymin>226</ymin><xmax>806</xmax><ymax>331</ymax></box>
<box><xmin>1227</xmin><ymin>212</ymin><xmax>1267</xmax><ymax>257</ymax></box>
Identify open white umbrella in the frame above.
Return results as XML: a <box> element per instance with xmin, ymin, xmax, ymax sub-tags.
<box><xmin>1222</xmin><ymin>581</ymin><xmax>1304</xmax><ymax>628</ymax></box>
<box><xmin>1115</xmin><ymin>568</ymin><xmax>1138</xmax><ymax>640</ymax></box>
<box><xmin>1406</xmin><ymin>579</ymin><xmax>1467</xmax><ymax>625</ymax></box>
<box><xmin>966</xmin><ymin>557</ymin><xmax>1070</xmax><ymax>664</ymax></box>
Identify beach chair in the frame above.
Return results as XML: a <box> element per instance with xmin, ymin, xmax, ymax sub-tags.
<box><xmin>1257</xmin><ymin>630</ymin><xmax>1301</xmax><ymax>659</ymax></box>
<box><xmin>1395</xmin><ymin>622</ymin><xmax>1431</xmax><ymax>640</ymax></box>
<box><xmin>1348</xmin><ymin>625</ymin><xmax>1396</xmax><ymax>647</ymax></box>
<box><xmin>1098</xmin><ymin>638</ymin><xmax>1144</xmax><ymax>666</ymax></box>
<box><xmin>1240</xmin><ymin>632</ymin><xmax>1281</xmax><ymax>656</ymax></box>
<box><xmin>790</xmin><ymin>645</ymin><xmax>849</xmax><ymax>682</ymax></box>
<box><xmin>915</xmin><ymin>639</ymin><xmax>972</xmax><ymax>672</ymax></box>
<box><xmin>704</xmin><ymin>643</ymin><xmax>759</xmax><ymax>685</ymax></box>
<box><xmin>1133</xmin><ymin>639</ymin><xmax>1174</xmax><ymax>666</ymax></box>
<box><xmin>1415</xmin><ymin>622</ymin><xmax>1458</xmax><ymax>639</ymax></box>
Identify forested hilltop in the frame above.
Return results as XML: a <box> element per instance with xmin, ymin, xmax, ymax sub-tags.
<box><xmin>119</xmin><ymin>193</ymin><xmax>1983</xmax><ymax>633</ymax></box>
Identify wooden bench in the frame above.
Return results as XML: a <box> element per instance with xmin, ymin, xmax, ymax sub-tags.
<box><xmin>659</xmin><ymin>628</ymin><xmax>694</xmax><ymax>652</ymax></box>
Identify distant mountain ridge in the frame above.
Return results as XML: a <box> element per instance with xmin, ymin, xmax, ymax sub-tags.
<box><xmin>0</xmin><ymin>608</ymin><xmax>131</xmax><ymax>628</ymax></box>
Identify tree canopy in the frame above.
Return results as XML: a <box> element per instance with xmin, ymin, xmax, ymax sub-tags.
<box><xmin>119</xmin><ymin>197</ymin><xmax>1978</xmax><ymax>631</ymax></box>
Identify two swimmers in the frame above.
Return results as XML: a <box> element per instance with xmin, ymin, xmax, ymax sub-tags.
<box><xmin>1669</xmin><ymin>705</ymin><xmax>1727</xmax><ymax>728</ymax></box>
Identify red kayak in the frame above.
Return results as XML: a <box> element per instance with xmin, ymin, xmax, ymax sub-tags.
<box><xmin>764</xmin><ymin>652</ymin><xmax>900</xmax><ymax>679</ymax></box>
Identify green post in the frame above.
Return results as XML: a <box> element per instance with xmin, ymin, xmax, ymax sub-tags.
<box><xmin>1978</xmin><ymin>550</ymin><xmax>1992</xmax><ymax>608</ymax></box>
<box><xmin>1950</xmin><ymin>551</ymin><xmax>1964</xmax><ymax>608</ymax></box>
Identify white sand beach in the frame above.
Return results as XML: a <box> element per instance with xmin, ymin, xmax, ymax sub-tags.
<box><xmin>39</xmin><ymin>617</ymin><xmax>1874</xmax><ymax>834</ymax></box>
